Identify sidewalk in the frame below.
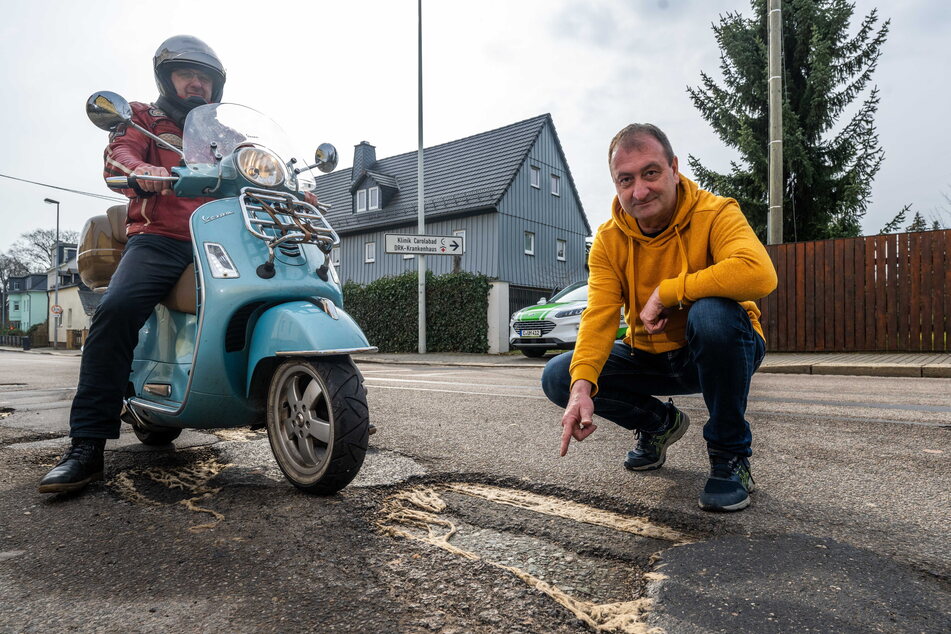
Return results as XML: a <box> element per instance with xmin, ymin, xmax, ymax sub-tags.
<box><xmin>3</xmin><ymin>346</ymin><xmax>949</xmax><ymax>378</ymax></box>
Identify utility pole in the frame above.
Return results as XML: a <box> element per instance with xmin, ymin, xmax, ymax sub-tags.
<box><xmin>417</xmin><ymin>0</ymin><xmax>427</xmax><ymax>353</ymax></box>
<box><xmin>44</xmin><ymin>198</ymin><xmax>60</xmax><ymax>349</ymax></box>
<box><xmin>767</xmin><ymin>0</ymin><xmax>784</xmax><ymax>245</ymax></box>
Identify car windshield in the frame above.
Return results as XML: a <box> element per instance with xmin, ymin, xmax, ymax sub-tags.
<box><xmin>181</xmin><ymin>103</ymin><xmax>315</xmax><ymax>191</ymax></box>
<box><xmin>550</xmin><ymin>283</ymin><xmax>587</xmax><ymax>303</ymax></box>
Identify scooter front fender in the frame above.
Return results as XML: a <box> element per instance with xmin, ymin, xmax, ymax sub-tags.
<box><xmin>246</xmin><ymin>300</ymin><xmax>376</xmax><ymax>394</ymax></box>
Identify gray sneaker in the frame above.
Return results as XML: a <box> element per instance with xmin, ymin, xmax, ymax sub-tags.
<box><xmin>624</xmin><ymin>404</ymin><xmax>690</xmax><ymax>471</ymax></box>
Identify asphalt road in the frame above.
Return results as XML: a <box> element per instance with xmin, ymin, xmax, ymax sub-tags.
<box><xmin>0</xmin><ymin>350</ymin><xmax>948</xmax><ymax>633</ymax></box>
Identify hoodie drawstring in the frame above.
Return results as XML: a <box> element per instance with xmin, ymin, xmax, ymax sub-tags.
<box><xmin>673</xmin><ymin>225</ymin><xmax>689</xmax><ymax>310</ymax></box>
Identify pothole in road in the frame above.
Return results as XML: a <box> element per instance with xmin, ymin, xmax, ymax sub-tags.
<box><xmin>377</xmin><ymin>483</ymin><xmax>690</xmax><ymax>633</ymax></box>
<box><xmin>106</xmin><ymin>457</ymin><xmax>232</xmax><ymax>533</ymax></box>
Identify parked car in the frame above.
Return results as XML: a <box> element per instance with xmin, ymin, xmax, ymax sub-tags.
<box><xmin>509</xmin><ymin>281</ymin><xmax>627</xmax><ymax>358</ymax></box>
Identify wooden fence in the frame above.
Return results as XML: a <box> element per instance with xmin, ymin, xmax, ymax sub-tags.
<box><xmin>760</xmin><ymin>229</ymin><xmax>951</xmax><ymax>352</ymax></box>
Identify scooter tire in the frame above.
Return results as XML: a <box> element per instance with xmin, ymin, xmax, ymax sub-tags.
<box><xmin>125</xmin><ymin>416</ymin><xmax>183</xmax><ymax>446</ymax></box>
<box><xmin>266</xmin><ymin>356</ymin><xmax>369</xmax><ymax>495</ymax></box>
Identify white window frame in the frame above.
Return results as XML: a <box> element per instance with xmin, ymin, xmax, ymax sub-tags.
<box><xmin>551</xmin><ymin>174</ymin><xmax>561</xmax><ymax>196</ymax></box>
<box><xmin>453</xmin><ymin>229</ymin><xmax>466</xmax><ymax>253</ymax></box>
<box><xmin>524</xmin><ymin>231</ymin><xmax>535</xmax><ymax>256</ymax></box>
<box><xmin>356</xmin><ymin>189</ymin><xmax>367</xmax><ymax>212</ymax></box>
<box><xmin>556</xmin><ymin>238</ymin><xmax>567</xmax><ymax>262</ymax></box>
<box><xmin>365</xmin><ymin>241</ymin><xmax>376</xmax><ymax>263</ymax></box>
<box><xmin>331</xmin><ymin>246</ymin><xmax>340</xmax><ymax>266</ymax></box>
<box><xmin>530</xmin><ymin>166</ymin><xmax>540</xmax><ymax>189</ymax></box>
<box><xmin>368</xmin><ymin>186</ymin><xmax>380</xmax><ymax>210</ymax></box>
<box><xmin>12</xmin><ymin>280</ymin><xmax>20</xmax><ymax>290</ymax></box>
<box><xmin>12</xmin><ymin>301</ymin><xmax>19</xmax><ymax>311</ymax></box>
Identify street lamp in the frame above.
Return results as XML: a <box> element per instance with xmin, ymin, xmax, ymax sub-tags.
<box><xmin>44</xmin><ymin>198</ymin><xmax>60</xmax><ymax>350</ymax></box>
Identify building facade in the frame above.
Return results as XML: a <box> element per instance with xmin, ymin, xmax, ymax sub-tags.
<box><xmin>5</xmin><ymin>274</ymin><xmax>48</xmax><ymax>331</ymax></box>
<box><xmin>314</xmin><ymin>114</ymin><xmax>590</xmax><ymax>298</ymax></box>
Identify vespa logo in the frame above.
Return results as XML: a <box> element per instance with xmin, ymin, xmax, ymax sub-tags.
<box><xmin>202</xmin><ymin>211</ymin><xmax>235</xmax><ymax>223</ymax></box>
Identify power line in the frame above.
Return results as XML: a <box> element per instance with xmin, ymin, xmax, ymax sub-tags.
<box><xmin>0</xmin><ymin>173</ymin><xmax>126</xmax><ymax>203</ymax></box>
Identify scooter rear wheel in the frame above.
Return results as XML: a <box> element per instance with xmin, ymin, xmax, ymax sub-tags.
<box><xmin>124</xmin><ymin>415</ymin><xmax>183</xmax><ymax>446</ymax></box>
<box><xmin>266</xmin><ymin>356</ymin><xmax>369</xmax><ymax>494</ymax></box>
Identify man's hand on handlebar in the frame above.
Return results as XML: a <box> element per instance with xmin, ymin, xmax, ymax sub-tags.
<box><xmin>133</xmin><ymin>165</ymin><xmax>172</xmax><ymax>195</ymax></box>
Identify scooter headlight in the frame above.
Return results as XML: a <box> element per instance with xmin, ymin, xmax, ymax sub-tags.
<box><xmin>236</xmin><ymin>146</ymin><xmax>286</xmax><ymax>188</ymax></box>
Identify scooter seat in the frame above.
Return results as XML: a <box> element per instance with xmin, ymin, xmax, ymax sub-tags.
<box><xmin>77</xmin><ymin>205</ymin><xmax>197</xmax><ymax>315</ymax></box>
<box><xmin>162</xmin><ymin>264</ymin><xmax>196</xmax><ymax>314</ymax></box>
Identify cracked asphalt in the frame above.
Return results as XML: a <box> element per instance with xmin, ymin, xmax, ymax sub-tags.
<box><xmin>0</xmin><ymin>350</ymin><xmax>948</xmax><ymax>632</ymax></box>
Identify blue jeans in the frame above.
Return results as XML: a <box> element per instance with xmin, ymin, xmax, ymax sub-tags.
<box><xmin>541</xmin><ymin>297</ymin><xmax>765</xmax><ymax>457</ymax></box>
<box><xmin>69</xmin><ymin>234</ymin><xmax>194</xmax><ymax>439</ymax></box>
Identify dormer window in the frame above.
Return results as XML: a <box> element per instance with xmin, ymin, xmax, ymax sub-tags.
<box><xmin>355</xmin><ymin>186</ymin><xmax>381</xmax><ymax>212</ymax></box>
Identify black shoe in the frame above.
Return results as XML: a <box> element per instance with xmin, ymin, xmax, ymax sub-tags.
<box><xmin>624</xmin><ymin>403</ymin><xmax>690</xmax><ymax>471</ymax></box>
<box><xmin>698</xmin><ymin>453</ymin><xmax>754</xmax><ymax>512</ymax></box>
<box><xmin>38</xmin><ymin>438</ymin><xmax>105</xmax><ymax>494</ymax></box>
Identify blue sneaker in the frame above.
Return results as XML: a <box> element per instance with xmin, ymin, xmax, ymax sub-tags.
<box><xmin>698</xmin><ymin>454</ymin><xmax>755</xmax><ymax>512</ymax></box>
<box><xmin>623</xmin><ymin>404</ymin><xmax>690</xmax><ymax>471</ymax></box>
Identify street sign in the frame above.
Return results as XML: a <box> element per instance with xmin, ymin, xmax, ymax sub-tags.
<box><xmin>384</xmin><ymin>234</ymin><xmax>464</xmax><ymax>255</ymax></box>
<box><xmin>50</xmin><ymin>305</ymin><xmax>63</xmax><ymax>316</ymax></box>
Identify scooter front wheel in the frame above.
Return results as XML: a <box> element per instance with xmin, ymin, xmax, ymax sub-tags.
<box><xmin>266</xmin><ymin>357</ymin><xmax>369</xmax><ymax>494</ymax></box>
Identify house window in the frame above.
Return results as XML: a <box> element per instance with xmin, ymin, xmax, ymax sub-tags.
<box><xmin>556</xmin><ymin>239</ymin><xmax>567</xmax><ymax>262</ymax></box>
<box><xmin>453</xmin><ymin>229</ymin><xmax>466</xmax><ymax>253</ymax></box>
<box><xmin>67</xmin><ymin>308</ymin><xmax>73</xmax><ymax>329</ymax></box>
<box><xmin>365</xmin><ymin>241</ymin><xmax>376</xmax><ymax>263</ymax></box>
<box><xmin>356</xmin><ymin>190</ymin><xmax>367</xmax><ymax>212</ymax></box>
<box><xmin>368</xmin><ymin>186</ymin><xmax>380</xmax><ymax>210</ymax></box>
<box><xmin>12</xmin><ymin>302</ymin><xmax>19</xmax><ymax>311</ymax></box>
<box><xmin>530</xmin><ymin>166</ymin><xmax>540</xmax><ymax>189</ymax></box>
<box><xmin>331</xmin><ymin>246</ymin><xmax>340</xmax><ymax>266</ymax></box>
<box><xmin>11</xmin><ymin>281</ymin><xmax>20</xmax><ymax>290</ymax></box>
<box><xmin>551</xmin><ymin>174</ymin><xmax>561</xmax><ymax>196</ymax></box>
<box><xmin>524</xmin><ymin>231</ymin><xmax>535</xmax><ymax>256</ymax></box>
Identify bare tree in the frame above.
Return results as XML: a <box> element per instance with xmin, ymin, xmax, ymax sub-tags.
<box><xmin>9</xmin><ymin>228</ymin><xmax>80</xmax><ymax>272</ymax></box>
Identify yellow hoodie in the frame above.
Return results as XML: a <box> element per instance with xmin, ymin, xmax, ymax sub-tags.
<box><xmin>569</xmin><ymin>176</ymin><xmax>777</xmax><ymax>393</ymax></box>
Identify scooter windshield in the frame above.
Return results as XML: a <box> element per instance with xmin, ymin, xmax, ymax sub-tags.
<box><xmin>182</xmin><ymin>103</ymin><xmax>315</xmax><ymax>191</ymax></box>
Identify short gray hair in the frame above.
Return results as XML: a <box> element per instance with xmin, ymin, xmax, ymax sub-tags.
<box><xmin>608</xmin><ymin>123</ymin><xmax>675</xmax><ymax>166</ymax></box>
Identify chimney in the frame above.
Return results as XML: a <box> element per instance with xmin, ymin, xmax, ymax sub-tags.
<box><xmin>352</xmin><ymin>141</ymin><xmax>376</xmax><ymax>185</ymax></box>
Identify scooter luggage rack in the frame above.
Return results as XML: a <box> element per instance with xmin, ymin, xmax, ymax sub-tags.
<box><xmin>239</xmin><ymin>187</ymin><xmax>340</xmax><ymax>251</ymax></box>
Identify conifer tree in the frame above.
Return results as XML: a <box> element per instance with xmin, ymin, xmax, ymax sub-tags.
<box><xmin>687</xmin><ymin>0</ymin><xmax>889</xmax><ymax>242</ymax></box>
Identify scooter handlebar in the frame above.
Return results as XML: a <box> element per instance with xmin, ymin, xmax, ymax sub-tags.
<box><xmin>105</xmin><ymin>174</ymin><xmax>178</xmax><ymax>190</ymax></box>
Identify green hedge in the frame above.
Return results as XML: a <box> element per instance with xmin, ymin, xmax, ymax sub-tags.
<box><xmin>343</xmin><ymin>271</ymin><xmax>491</xmax><ymax>353</ymax></box>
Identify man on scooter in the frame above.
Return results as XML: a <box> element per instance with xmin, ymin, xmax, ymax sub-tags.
<box><xmin>39</xmin><ymin>35</ymin><xmax>226</xmax><ymax>493</ymax></box>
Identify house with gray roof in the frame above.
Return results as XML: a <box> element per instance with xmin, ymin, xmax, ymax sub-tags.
<box><xmin>313</xmin><ymin>113</ymin><xmax>591</xmax><ymax>350</ymax></box>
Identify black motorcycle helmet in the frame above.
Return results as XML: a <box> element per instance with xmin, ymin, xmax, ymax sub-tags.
<box><xmin>153</xmin><ymin>35</ymin><xmax>226</xmax><ymax>104</ymax></box>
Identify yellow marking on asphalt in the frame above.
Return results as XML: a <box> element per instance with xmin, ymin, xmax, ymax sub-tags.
<box><xmin>107</xmin><ymin>458</ymin><xmax>232</xmax><ymax>532</ymax></box>
<box><xmin>446</xmin><ymin>483</ymin><xmax>688</xmax><ymax>542</ymax></box>
<box><xmin>213</xmin><ymin>428</ymin><xmax>265</xmax><ymax>442</ymax></box>
<box><xmin>377</xmin><ymin>484</ymin><xmax>682</xmax><ymax>633</ymax></box>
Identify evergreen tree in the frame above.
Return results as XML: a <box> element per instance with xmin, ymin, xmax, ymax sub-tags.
<box><xmin>906</xmin><ymin>211</ymin><xmax>927</xmax><ymax>233</ymax></box>
<box><xmin>687</xmin><ymin>0</ymin><xmax>889</xmax><ymax>242</ymax></box>
<box><xmin>879</xmin><ymin>204</ymin><xmax>909</xmax><ymax>235</ymax></box>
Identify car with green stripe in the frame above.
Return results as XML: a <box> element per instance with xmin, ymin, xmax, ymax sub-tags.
<box><xmin>509</xmin><ymin>281</ymin><xmax>627</xmax><ymax>358</ymax></box>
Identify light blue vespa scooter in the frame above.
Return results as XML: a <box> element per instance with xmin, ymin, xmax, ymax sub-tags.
<box><xmin>78</xmin><ymin>92</ymin><xmax>375</xmax><ymax>494</ymax></box>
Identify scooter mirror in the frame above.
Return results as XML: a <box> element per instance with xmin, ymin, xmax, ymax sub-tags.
<box><xmin>314</xmin><ymin>143</ymin><xmax>338</xmax><ymax>173</ymax></box>
<box><xmin>86</xmin><ymin>91</ymin><xmax>133</xmax><ymax>132</ymax></box>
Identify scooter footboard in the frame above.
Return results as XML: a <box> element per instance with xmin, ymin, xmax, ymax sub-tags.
<box><xmin>246</xmin><ymin>301</ymin><xmax>375</xmax><ymax>394</ymax></box>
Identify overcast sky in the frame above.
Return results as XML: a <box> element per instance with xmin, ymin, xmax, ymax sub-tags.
<box><xmin>1</xmin><ymin>0</ymin><xmax>947</xmax><ymax>256</ymax></box>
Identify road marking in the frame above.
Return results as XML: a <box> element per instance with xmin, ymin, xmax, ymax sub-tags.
<box><xmin>366</xmin><ymin>384</ymin><xmax>548</xmax><ymax>399</ymax></box>
<box><xmin>365</xmin><ymin>376</ymin><xmax>538</xmax><ymax>390</ymax></box>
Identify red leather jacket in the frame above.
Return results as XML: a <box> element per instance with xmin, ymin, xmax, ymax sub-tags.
<box><xmin>103</xmin><ymin>102</ymin><xmax>213</xmax><ymax>241</ymax></box>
